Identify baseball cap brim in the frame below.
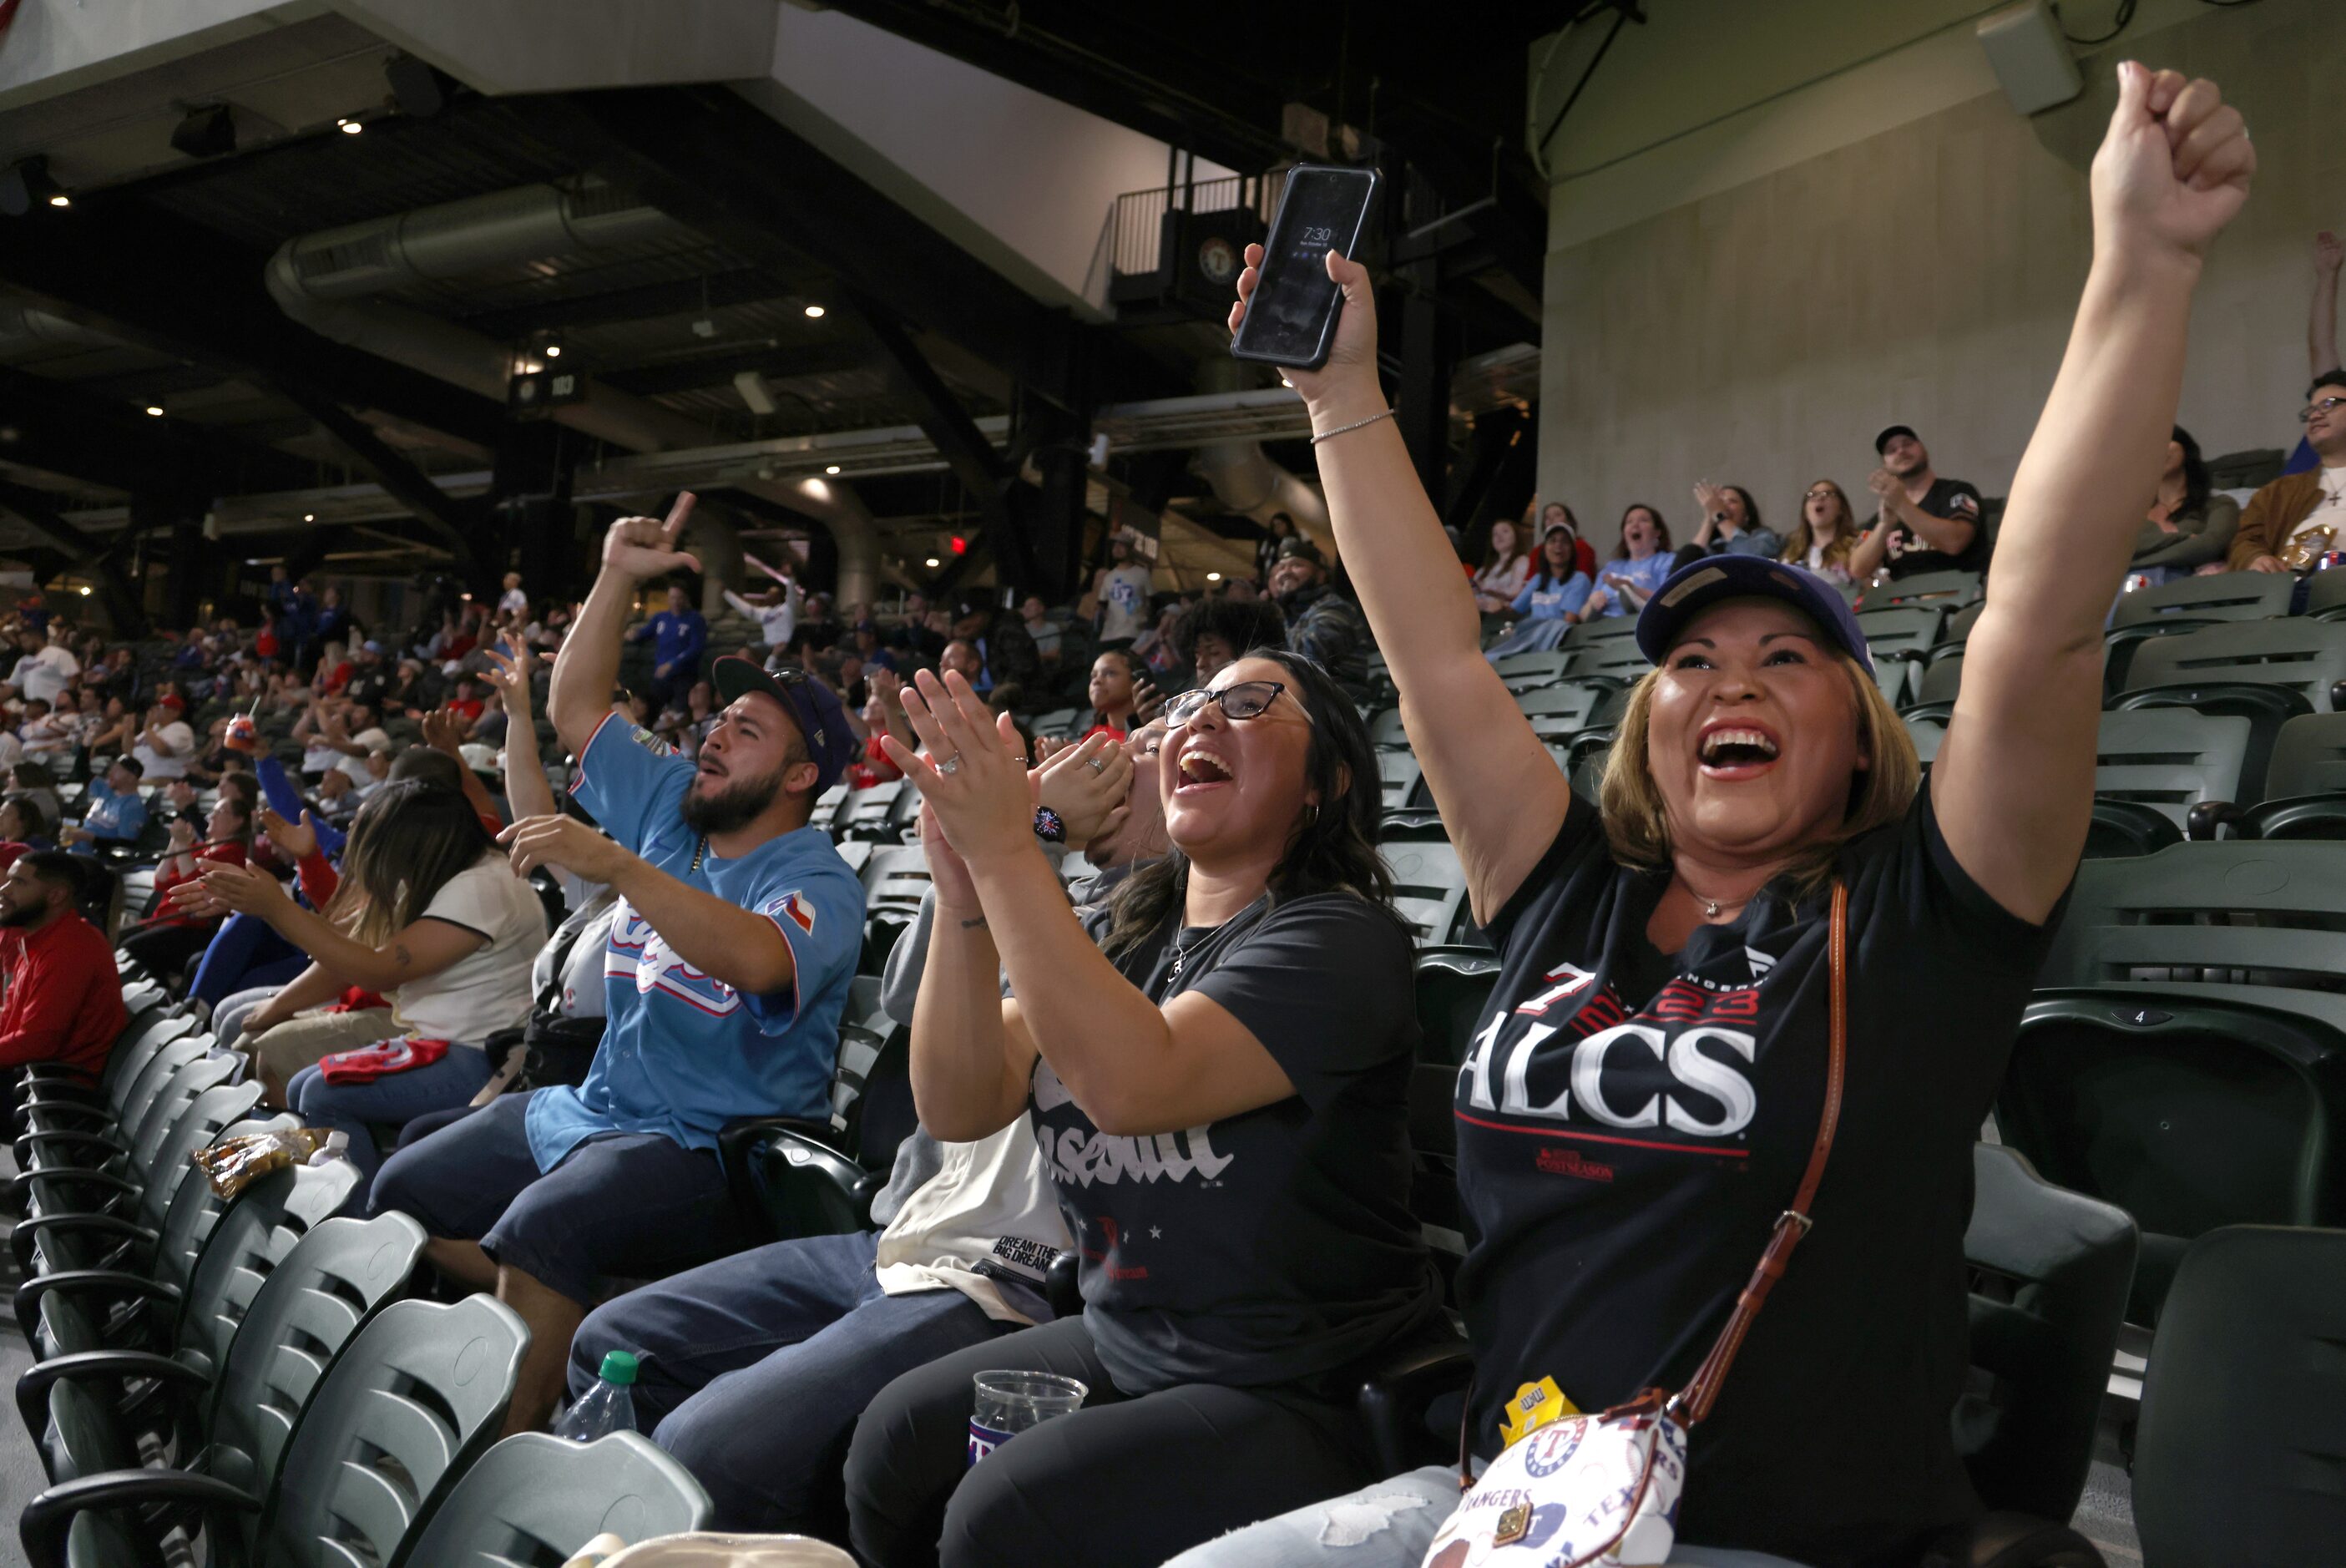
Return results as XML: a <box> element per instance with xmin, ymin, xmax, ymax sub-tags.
<box><xmin>1634</xmin><ymin>556</ymin><xmax>1873</xmax><ymax>674</ymax></box>
<box><xmin>1873</xmin><ymin>423</ymin><xmax>1918</xmax><ymax>454</ymax></box>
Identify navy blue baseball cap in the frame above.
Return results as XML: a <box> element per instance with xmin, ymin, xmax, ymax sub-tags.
<box><xmin>1634</xmin><ymin>555</ymin><xmax>1873</xmax><ymax>675</ymax></box>
<box><xmin>710</xmin><ymin>655</ymin><xmax>854</xmax><ymax>792</ymax></box>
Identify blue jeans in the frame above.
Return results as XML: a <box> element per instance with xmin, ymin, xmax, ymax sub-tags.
<box><xmin>190</xmin><ymin>913</ymin><xmax>306</xmax><ymax>1008</ymax></box>
<box><xmin>286</xmin><ymin>1043</ymin><xmax>500</xmax><ymax>1205</ymax></box>
<box><xmin>1162</xmin><ymin>1465</ymin><xmax>1812</xmax><ymax>1568</ymax></box>
<box><xmin>570</xmin><ymin>1230</ymin><xmax>1014</xmax><ymax>1535</ymax></box>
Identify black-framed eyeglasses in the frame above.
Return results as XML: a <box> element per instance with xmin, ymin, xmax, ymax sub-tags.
<box><xmin>2302</xmin><ymin>396</ymin><xmax>2346</xmax><ymax>424</ymax></box>
<box><xmin>1163</xmin><ymin>680</ymin><xmax>1310</xmax><ymax>728</ymax></box>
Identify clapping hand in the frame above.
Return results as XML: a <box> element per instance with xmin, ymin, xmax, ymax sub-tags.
<box><xmin>1034</xmin><ymin>731</ymin><xmax>1134</xmax><ymax>846</ymax></box>
<box><xmin>259</xmin><ymin>807</ymin><xmax>318</xmax><ymax>862</ymax></box>
<box><xmin>422</xmin><ymin>706</ymin><xmax>467</xmax><ymax>757</ymax></box>
<box><xmin>877</xmin><ymin>670</ymin><xmax>1035</xmax><ymax>870</ymax></box>
<box><xmin>187</xmin><ymin>859</ymin><xmax>291</xmax><ymax>918</ymax></box>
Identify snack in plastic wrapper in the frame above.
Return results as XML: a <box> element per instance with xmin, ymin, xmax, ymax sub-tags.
<box><xmin>193</xmin><ymin>1126</ymin><xmax>348</xmax><ymax>1199</ymax></box>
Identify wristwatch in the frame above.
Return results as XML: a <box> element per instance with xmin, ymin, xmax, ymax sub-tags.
<box><xmin>1032</xmin><ymin>806</ymin><xmax>1066</xmax><ymax>843</ymax></box>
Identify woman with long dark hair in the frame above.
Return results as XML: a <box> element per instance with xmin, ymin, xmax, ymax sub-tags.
<box><xmin>1782</xmin><ymin>479</ymin><xmax>1862</xmax><ymax>585</ymax></box>
<box><xmin>1483</xmin><ymin>523</ymin><xmax>1595</xmax><ymax>660</ymax></box>
<box><xmin>1469</xmin><ymin>517</ymin><xmax>1535</xmax><ymax>615</ymax></box>
<box><xmin>180</xmin><ymin>779</ymin><xmax>547</xmax><ymax>1171</ymax></box>
<box><xmin>1587</xmin><ymin>503</ymin><xmax>1676</xmax><ymax>618</ymax></box>
<box><xmin>1191</xmin><ymin>63</ymin><xmax>2250</xmax><ymax>1568</ymax></box>
<box><xmin>2131</xmin><ymin>422</ymin><xmax>2238</xmax><ymax>582</ymax></box>
<box><xmin>840</xmin><ymin>651</ymin><xmax>1439</xmax><ymax>1566</ymax></box>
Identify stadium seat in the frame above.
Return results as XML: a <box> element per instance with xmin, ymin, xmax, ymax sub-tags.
<box><xmin>1562</xmin><ymin>616</ymin><xmax>1641</xmax><ymax>652</ymax></box>
<box><xmin>809</xmin><ymin>785</ymin><xmax>847</xmax><ymax>835</ymax></box>
<box><xmin>1368</xmin><ymin>706</ymin><xmax>1408</xmax><ymax>749</ymax></box>
<box><xmin>1571</xmin><ymin>637</ymin><xmax>1653</xmax><ymax>684</ymax></box>
<box><xmin>2300</xmin><ymin>566</ymin><xmax>2346</xmax><ymax>622</ymax></box>
<box><xmin>838</xmin><ymin>779</ymin><xmax>918</xmax><ymax>842</ymax></box>
<box><xmin>18</xmin><ymin>1042</ymin><xmax>232</xmax><ymax>1195</ymax></box>
<box><xmin>1029</xmin><ymin>706</ymin><xmax>1082</xmax><ymax>740</ymax></box>
<box><xmin>14</xmin><ymin>1109</ymin><xmax>305</xmax><ymax>1371</ymax></box>
<box><xmin>16</xmin><ymin>1210</ymin><xmax>429</xmax><ymax>1568</ymax></box>
<box><xmin>1489</xmin><ymin>649</ymin><xmax>1572</xmax><ymax>692</ymax></box>
<box><xmin>1904</xmin><ymin>712</ymin><xmax>1947</xmax><ymax>771</ymax></box>
<box><xmin>2191</xmin><ymin>711</ymin><xmax>2346</xmax><ymax>840</ymax></box>
<box><xmin>386</xmin><ymin>1431</ymin><xmax>711</xmax><ymax>1568</ymax></box>
<box><xmin>1375</xmin><ymin>750</ymin><xmax>1424</xmax><ymax>815</ymax></box>
<box><xmin>1998</xmin><ymin>841</ymin><xmax>2346</xmax><ymax>1319</ymax></box>
<box><xmin>858</xmin><ymin>842</ymin><xmax>931</xmax><ymax>975</ymax></box>
<box><xmin>2130</xmin><ymin>1226</ymin><xmax>2346</xmax><ymax>1568</ymax></box>
<box><xmin>1954</xmin><ymin>1145</ymin><xmax>2136</xmax><ymax>1525</ymax></box>
<box><xmin>2107</xmin><ymin>618</ymin><xmax>2346</xmax><ymax>799</ymax></box>
<box><xmin>1380</xmin><ymin>822</ymin><xmax>1478</xmax><ymax>949</ymax></box>
<box><xmin>1863</xmin><ymin>569</ymin><xmax>1983</xmax><ymax>610</ymax></box>
<box><xmin>2082</xmin><ymin>708</ymin><xmax>2249</xmax><ymax>857</ymax></box>
<box><xmin>14</xmin><ymin>1007</ymin><xmax>192</xmax><ymax>1140</ymax></box>
<box><xmin>23</xmin><ymin>1292</ymin><xmax>523</xmax><ymax>1568</ymax></box>
<box><xmin>1514</xmin><ymin>680</ymin><xmax>1626</xmax><ymax>743</ymax></box>
<box><xmin>17</xmin><ymin>1069</ymin><xmax>256</xmax><ymax>1275</ymax></box>
<box><xmin>1907</xmin><ymin>647</ymin><xmax>1963</xmax><ymax>715</ymax></box>
<box><xmin>2104</xmin><ymin>571</ymin><xmax>2296</xmax><ymax>692</ymax></box>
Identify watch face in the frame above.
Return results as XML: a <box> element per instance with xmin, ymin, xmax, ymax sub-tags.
<box><xmin>1198</xmin><ymin>236</ymin><xmax>1238</xmax><ymax>285</ymax></box>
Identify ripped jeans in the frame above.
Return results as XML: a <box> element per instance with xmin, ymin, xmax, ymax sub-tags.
<box><xmin>1162</xmin><ymin>1464</ymin><xmax>1812</xmax><ymax>1568</ymax></box>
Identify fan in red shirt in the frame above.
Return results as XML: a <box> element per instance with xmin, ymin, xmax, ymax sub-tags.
<box><xmin>0</xmin><ymin>851</ymin><xmax>128</xmax><ymax>1111</ymax></box>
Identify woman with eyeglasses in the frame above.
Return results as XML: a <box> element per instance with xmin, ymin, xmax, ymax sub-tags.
<box><xmin>839</xmin><ymin>654</ymin><xmax>1440</xmax><ymax>1568</ymax></box>
<box><xmin>1782</xmin><ymin>481</ymin><xmax>1861</xmax><ymax>586</ymax></box>
<box><xmin>1187</xmin><ymin>63</ymin><xmax>2251</xmax><ymax>1568</ymax></box>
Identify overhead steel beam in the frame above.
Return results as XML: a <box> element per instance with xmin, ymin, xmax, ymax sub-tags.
<box><xmin>0</xmin><ymin>479</ymin><xmax>147</xmax><ymax>631</ymax></box>
<box><xmin>0</xmin><ymin>196</ymin><xmax>511</xmax><ymax>453</ymax></box>
<box><xmin>461</xmin><ymin>266</ymin><xmax>793</xmax><ymax>339</ymax></box>
<box><xmin>504</xmin><ymin>86</ymin><xmax>1090</xmax><ymax>403</ymax></box>
<box><xmin>0</xmin><ymin>362</ymin><xmax>314</xmax><ymax>498</ymax></box>
<box><xmin>604</xmin><ymin>339</ymin><xmax>873</xmax><ymax>399</ymax></box>
<box><xmin>282</xmin><ymin>389</ymin><xmax>488</xmax><ymax>582</ymax></box>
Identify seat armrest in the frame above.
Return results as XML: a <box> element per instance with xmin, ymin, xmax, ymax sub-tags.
<box><xmin>1356</xmin><ymin>1333</ymin><xmax>1475</xmax><ymax>1478</ymax></box>
<box><xmin>19</xmin><ymin>1467</ymin><xmax>259</xmax><ymax>1568</ymax></box>
<box><xmin>14</xmin><ymin>1270</ymin><xmax>181</xmax><ymax>1347</ymax></box>
<box><xmin>2185</xmin><ymin>799</ymin><xmax>2245</xmax><ymax>842</ymax></box>
<box><xmin>14</xmin><ymin>1348</ymin><xmax>208</xmax><ymax>1439</ymax></box>
<box><xmin>11</xmin><ymin>1214</ymin><xmax>154</xmax><ymax>1273</ymax></box>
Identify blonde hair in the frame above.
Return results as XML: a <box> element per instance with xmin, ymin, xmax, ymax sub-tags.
<box><xmin>1597</xmin><ymin>649</ymin><xmax>1919</xmax><ymax>903</ymax></box>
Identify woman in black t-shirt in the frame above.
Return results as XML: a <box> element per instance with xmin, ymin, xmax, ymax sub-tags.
<box><xmin>1176</xmin><ymin>65</ymin><xmax>2253</xmax><ymax>1568</ymax></box>
<box><xmin>840</xmin><ymin>652</ymin><xmax>1440</xmax><ymax>1567</ymax></box>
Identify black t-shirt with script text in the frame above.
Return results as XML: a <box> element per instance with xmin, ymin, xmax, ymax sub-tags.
<box><xmin>1456</xmin><ymin>786</ymin><xmax>2061</xmax><ymax>1567</ymax></box>
<box><xmin>1881</xmin><ymin>476</ymin><xmax>1989</xmax><ymax>578</ymax></box>
<box><xmin>1028</xmin><ymin>892</ymin><xmax>1440</xmax><ymax>1396</ymax></box>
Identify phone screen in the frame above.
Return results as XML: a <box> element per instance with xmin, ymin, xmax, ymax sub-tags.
<box><xmin>1231</xmin><ymin>166</ymin><xmax>1377</xmax><ymax>369</ymax></box>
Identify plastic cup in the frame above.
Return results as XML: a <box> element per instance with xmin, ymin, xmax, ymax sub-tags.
<box><xmin>967</xmin><ymin>1370</ymin><xmax>1088</xmax><ymax>1465</ymax></box>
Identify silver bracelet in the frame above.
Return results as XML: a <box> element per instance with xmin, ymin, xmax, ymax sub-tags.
<box><xmin>1310</xmin><ymin>407</ymin><xmax>1397</xmax><ymax>446</ymax></box>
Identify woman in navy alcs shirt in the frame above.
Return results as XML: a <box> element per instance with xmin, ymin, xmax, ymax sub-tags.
<box><xmin>1180</xmin><ymin>62</ymin><xmax>2254</xmax><ymax>1568</ymax></box>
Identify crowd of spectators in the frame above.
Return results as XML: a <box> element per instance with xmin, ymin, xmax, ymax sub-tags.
<box><xmin>0</xmin><ymin>61</ymin><xmax>2302</xmax><ymax>1568</ymax></box>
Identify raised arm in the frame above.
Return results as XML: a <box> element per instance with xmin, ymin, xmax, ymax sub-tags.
<box><xmin>1229</xmin><ymin>248</ymin><xmax>1566</xmax><ymax>923</ymax></box>
<box><xmin>2312</xmin><ymin>230</ymin><xmax>2341</xmax><ymax>378</ymax></box>
<box><xmin>550</xmin><ymin>494</ymin><xmax>697</xmax><ymax>756</ymax></box>
<box><xmin>482</xmin><ymin>637</ymin><xmax>557</xmax><ymax>822</ymax></box>
<box><xmin>1934</xmin><ymin>64</ymin><xmax>2252</xmax><ymax>923</ymax></box>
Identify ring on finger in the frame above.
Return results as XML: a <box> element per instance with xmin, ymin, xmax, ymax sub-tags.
<box><xmin>937</xmin><ymin>753</ymin><xmax>963</xmax><ymax>776</ymax></box>
<box><xmin>1086</xmin><ymin>756</ymin><xmax>1107</xmax><ymax>774</ymax></box>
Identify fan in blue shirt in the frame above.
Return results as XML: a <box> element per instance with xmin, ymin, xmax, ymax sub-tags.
<box><xmin>369</xmin><ymin>493</ymin><xmax>865</xmax><ymax>1434</ymax></box>
<box><xmin>629</xmin><ymin>583</ymin><xmax>709</xmax><ymax>711</ymax></box>
<box><xmin>63</xmin><ymin>758</ymin><xmax>147</xmax><ymax>852</ymax></box>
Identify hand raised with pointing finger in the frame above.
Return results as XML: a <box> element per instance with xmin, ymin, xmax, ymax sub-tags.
<box><xmin>602</xmin><ymin>492</ymin><xmax>701</xmax><ymax>581</ymax></box>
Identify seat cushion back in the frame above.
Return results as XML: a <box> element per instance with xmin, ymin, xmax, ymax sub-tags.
<box><xmin>260</xmin><ymin>1295</ymin><xmax>528</xmax><ymax>1568</ymax></box>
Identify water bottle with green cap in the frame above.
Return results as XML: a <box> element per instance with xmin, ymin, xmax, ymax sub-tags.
<box><xmin>554</xmin><ymin>1349</ymin><xmax>639</xmax><ymax>1442</ymax></box>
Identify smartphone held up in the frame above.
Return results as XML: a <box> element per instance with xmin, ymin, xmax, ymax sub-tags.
<box><xmin>1228</xmin><ymin>164</ymin><xmax>1380</xmax><ymax>372</ymax></box>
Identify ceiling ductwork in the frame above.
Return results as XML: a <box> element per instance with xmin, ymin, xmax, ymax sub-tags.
<box><xmin>260</xmin><ymin>179</ymin><xmax>882</xmax><ymax>602</ymax></box>
<box><xmin>0</xmin><ymin>303</ymin><xmax>113</xmax><ymax>356</ymax></box>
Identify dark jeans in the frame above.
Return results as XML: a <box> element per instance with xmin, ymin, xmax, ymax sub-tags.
<box><xmin>571</xmin><ymin>1229</ymin><xmax>1014</xmax><ymax>1535</ymax></box>
<box><xmin>286</xmin><ymin>1043</ymin><xmax>501</xmax><ymax>1205</ymax></box>
<box><xmin>118</xmin><ymin>923</ymin><xmax>217</xmax><ymax>990</ymax></box>
<box><xmin>842</xmin><ymin>1316</ymin><xmax>1384</xmax><ymax>1568</ymax></box>
<box><xmin>368</xmin><ymin>1090</ymin><xmax>749</xmax><ymax>1306</ymax></box>
<box><xmin>189</xmin><ymin>913</ymin><xmax>306</xmax><ymax>1009</ymax></box>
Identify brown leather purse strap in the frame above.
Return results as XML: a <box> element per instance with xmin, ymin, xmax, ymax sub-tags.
<box><xmin>1675</xmin><ymin>878</ymin><xmax>1848</xmax><ymax>1428</ymax></box>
